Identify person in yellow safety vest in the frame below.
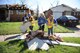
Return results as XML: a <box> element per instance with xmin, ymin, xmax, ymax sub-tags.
<box><xmin>47</xmin><ymin>15</ymin><xmax>54</xmax><ymax>36</ymax></box>
<box><xmin>29</xmin><ymin>16</ymin><xmax>35</xmax><ymax>31</ymax></box>
<box><xmin>47</xmin><ymin>15</ymin><xmax>63</xmax><ymax>42</ymax></box>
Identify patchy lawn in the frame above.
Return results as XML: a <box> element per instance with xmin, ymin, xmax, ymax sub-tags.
<box><xmin>0</xmin><ymin>37</ymin><xmax>80</xmax><ymax>53</ymax></box>
<box><xmin>0</xmin><ymin>22</ymin><xmax>22</xmax><ymax>35</ymax></box>
<box><xmin>0</xmin><ymin>22</ymin><xmax>74</xmax><ymax>35</ymax></box>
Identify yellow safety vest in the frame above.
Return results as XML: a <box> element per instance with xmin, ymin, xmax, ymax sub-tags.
<box><xmin>29</xmin><ymin>16</ymin><xmax>35</xmax><ymax>26</ymax></box>
<box><xmin>31</xmin><ymin>18</ymin><xmax>35</xmax><ymax>26</ymax></box>
<box><xmin>47</xmin><ymin>18</ymin><xmax>53</xmax><ymax>28</ymax></box>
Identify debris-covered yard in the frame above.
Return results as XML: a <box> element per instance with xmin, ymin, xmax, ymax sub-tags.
<box><xmin>0</xmin><ymin>37</ymin><xmax>80</xmax><ymax>53</ymax></box>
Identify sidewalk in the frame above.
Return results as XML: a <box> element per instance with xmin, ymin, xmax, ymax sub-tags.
<box><xmin>44</xmin><ymin>31</ymin><xmax>80</xmax><ymax>37</ymax></box>
<box><xmin>0</xmin><ymin>32</ymin><xmax>80</xmax><ymax>42</ymax></box>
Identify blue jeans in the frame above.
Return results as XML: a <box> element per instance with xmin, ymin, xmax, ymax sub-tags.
<box><xmin>48</xmin><ymin>27</ymin><xmax>53</xmax><ymax>36</ymax></box>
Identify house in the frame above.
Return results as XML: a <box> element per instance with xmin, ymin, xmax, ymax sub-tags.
<box><xmin>44</xmin><ymin>4</ymin><xmax>80</xmax><ymax>20</ymax></box>
<box><xmin>0</xmin><ymin>4</ymin><xmax>34</xmax><ymax>22</ymax></box>
<box><xmin>0</xmin><ymin>5</ymin><xmax>7</xmax><ymax>21</ymax></box>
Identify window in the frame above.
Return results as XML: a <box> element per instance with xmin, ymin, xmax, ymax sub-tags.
<box><xmin>77</xmin><ymin>12</ymin><xmax>79</xmax><ymax>15</ymax></box>
<box><xmin>74</xmin><ymin>12</ymin><xmax>76</xmax><ymax>15</ymax></box>
<box><xmin>16</xmin><ymin>10</ymin><xmax>25</xmax><ymax>14</ymax></box>
<box><xmin>10</xmin><ymin>10</ymin><xmax>13</xmax><ymax>14</ymax></box>
<box><xmin>62</xmin><ymin>16</ymin><xmax>67</xmax><ymax>20</ymax></box>
<box><xmin>67</xmin><ymin>16</ymin><xmax>77</xmax><ymax>20</ymax></box>
<box><xmin>79</xmin><ymin>12</ymin><xmax>80</xmax><ymax>15</ymax></box>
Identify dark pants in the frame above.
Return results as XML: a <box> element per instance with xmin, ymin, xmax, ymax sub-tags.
<box><xmin>29</xmin><ymin>26</ymin><xmax>33</xmax><ymax>31</ymax></box>
<box><xmin>48</xmin><ymin>27</ymin><xmax>53</xmax><ymax>36</ymax></box>
<box><xmin>39</xmin><ymin>24</ymin><xmax>45</xmax><ymax>31</ymax></box>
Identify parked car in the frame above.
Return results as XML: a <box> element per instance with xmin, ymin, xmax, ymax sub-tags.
<box><xmin>57</xmin><ymin>15</ymin><xmax>79</xmax><ymax>27</ymax></box>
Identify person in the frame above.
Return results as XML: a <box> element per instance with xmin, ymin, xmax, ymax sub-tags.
<box><xmin>26</xmin><ymin>9</ymin><xmax>35</xmax><ymax>31</ymax></box>
<box><xmin>38</xmin><ymin>13</ymin><xmax>47</xmax><ymax>31</ymax></box>
<box><xmin>46</xmin><ymin>9</ymin><xmax>63</xmax><ymax>42</ymax></box>
<box><xmin>22</xmin><ymin>14</ymin><xmax>27</xmax><ymax>24</ymax></box>
<box><xmin>27</xmin><ymin>9</ymin><xmax>31</xmax><ymax>19</ymax></box>
<box><xmin>22</xmin><ymin>9</ymin><xmax>31</xmax><ymax>23</ymax></box>
<box><xmin>29</xmin><ymin>16</ymin><xmax>35</xmax><ymax>31</ymax></box>
<box><xmin>47</xmin><ymin>15</ymin><xmax>54</xmax><ymax>36</ymax></box>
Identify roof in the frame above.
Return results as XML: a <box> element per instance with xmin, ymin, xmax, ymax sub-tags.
<box><xmin>0</xmin><ymin>5</ymin><xmax>7</xmax><ymax>9</ymax></box>
<box><xmin>75</xmin><ymin>9</ymin><xmax>80</xmax><ymax>12</ymax></box>
<box><xmin>51</xmin><ymin>4</ymin><xmax>76</xmax><ymax>11</ymax></box>
<box><xmin>8</xmin><ymin>4</ymin><xmax>27</xmax><ymax>10</ymax></box>
<box><xmin>0</xmin><ymin>4</ymin><xmax>34</xmax><ymax>14</ymax></box>
<box><xmin>0</xmin><ymin>4</ymin><xmax>28</xmax><ymax>10</ymax></box>
<box><xmin>0</xmin><ymin>5</ymin><xmax>7</xmax><ymax>8</ymax></box>
<box><xmin>44</xmin><ymin>4</ymin><xmax>76</xmax><ymax>13</ymax></box>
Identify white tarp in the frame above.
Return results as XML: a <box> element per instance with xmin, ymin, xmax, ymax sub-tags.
<box><xmin>20</xmin><ymin>22</ymin><xmax>31</xmax><ymax>33</ymax></box>
<box><xmin>27</xmin><ymin>38</ymin><xmax>49</xmax><ymax>50</ymax></box>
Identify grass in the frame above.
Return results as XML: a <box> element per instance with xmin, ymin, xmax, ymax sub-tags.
<box><xmin>0</xmin><ymin>22</ymin><xmax>22</xmax><ymax>35</ymax></box>
<box><xmin>0</xmin><ymin>37</ymin><xmax>80</xmax><ymax>53</ymax></box>
<box><xmin>0</xmin><ymin>22</ymin><xmax>74</xmax><ymax>35</ymax></box>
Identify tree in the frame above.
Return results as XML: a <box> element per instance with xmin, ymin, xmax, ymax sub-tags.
<box><xmin>20</xmin><ymin>0</ymin><xmax>25</xmax><ymax>5</ymax></box>
<box><xmin>36</xmin><ymin>4</ymin><xmax>39</xmax><ymax>18</ymax></box>
<box><xmin>19</xmin><ymin>0</ymin><xmax>29</xmax><ymax>6</ymax></box>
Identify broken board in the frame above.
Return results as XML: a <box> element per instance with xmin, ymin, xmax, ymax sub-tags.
<box><xmin>42</xmin><ymin>39</ymin><xmax>80</xmax><ymax>47</ymax></box>
<box><xmin>20</xmin><ymin>21</ymin><xmax>31</xmax><ymax>33</ymax></box>
<box><xmin>17</xmin><ymin>35</ymin><xmax>25</xmax><ymax>40</ymax></box>
<box><xmin>27</xmin><ymin>38</ymin><xmax>49</xmax><ymax>50</ymax></box>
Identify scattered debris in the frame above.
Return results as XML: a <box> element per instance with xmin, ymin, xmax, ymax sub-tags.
<box><xmin>19</xmin><ymin>21</ymin><xmax>80</xmax><ymax>51</ymax></box>
<box><xmin>42</xmin><ymin>39</ymin><xmax>80</xmax><ymax>47</ymax></box>
<box><xmin>27</xmin><ymin>37</ymin><xmax>49</xmax><ymax>50</ymax></box>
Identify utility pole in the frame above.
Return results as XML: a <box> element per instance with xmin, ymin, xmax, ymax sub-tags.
<box><xmin>6</xmin><ymin>0</ymin><xmax>10</xmax><ymax>21</ymax></box>
<box><xmin>36</xmin><ymin>4</ymin><xmax>39</xmax><ymax>19</ymax></box>
<box><xmin>56</xmin><ymin>0</ymin><xmax>59</xmax><ymax>6</ymax></box>
<box><xmin>20</xmin><ymin>0</ymin><xmax>25</xmax><ymax>5</ymax></box>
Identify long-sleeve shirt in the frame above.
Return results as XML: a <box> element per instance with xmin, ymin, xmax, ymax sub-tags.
<box><xmin>38</xmin><ymin>16</ymin><xmax>47</xmax><ymax>26</ymax></box>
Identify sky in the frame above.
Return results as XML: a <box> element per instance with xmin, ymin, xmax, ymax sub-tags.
<box><xmin>0</xmin><ymin>0</ymin><xmax>80</xmax><ymax>13</ymax></box>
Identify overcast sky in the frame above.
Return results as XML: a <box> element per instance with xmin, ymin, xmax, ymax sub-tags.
<box><xmin>0</xmin><ymin>0</ymin><xmax>80</xmax><ymax>13</ymax></box>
